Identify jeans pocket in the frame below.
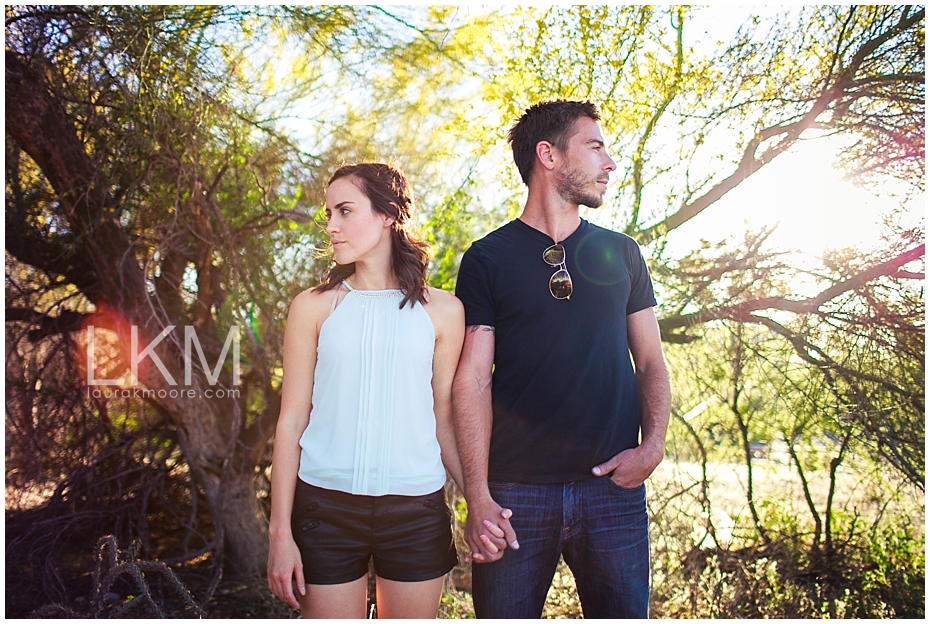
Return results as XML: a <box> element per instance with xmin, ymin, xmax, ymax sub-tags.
<box><xmin>604</xmin><ymin>477</ymin><xmax>645</xmax><ymax>494</ymax></box>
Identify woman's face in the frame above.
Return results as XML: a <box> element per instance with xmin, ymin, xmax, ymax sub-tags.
<box><xmin>325</xmin><ymin>177</ymin><xmax>395</xmax><ymax>266</ymax></box>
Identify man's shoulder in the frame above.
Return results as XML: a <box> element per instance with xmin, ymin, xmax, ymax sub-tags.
<box><xmin>463</xmin><ymin>220</ymin><xmax>521</xmax><ymax>259</ymax></box>
<box><xmin>582</xmin><ymin>222</ymin><xmax>642</xmax><ymax>260</ymax></box>
<box><xmin>471</xmin><ymin>220</ymin><xmax>520</xmax><ymax>245</ymax></box>
<box><xmin>583</xmin><ymin>221</ymin><xmax>641</xmax><ymax>249</ymax></box>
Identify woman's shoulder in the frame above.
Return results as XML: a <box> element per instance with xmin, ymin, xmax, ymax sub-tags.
<box><xmin>422</xmin><ymin>287</ymin><xmax>464</xmax><ymax>322</ymax></box>
<box><xmin>289</xmin><ymin>285</ymin><xmax>339</xmax><ymax>322</ymax></box>
<box><xmin>421</xmin><ymin>287</ymin><xmax>464</xmax><ymax>344</ymax></box>
<box><xmin>424</xmin><ymin>286</ymin><xmax>462</xmax><ymax>309</ymax></box>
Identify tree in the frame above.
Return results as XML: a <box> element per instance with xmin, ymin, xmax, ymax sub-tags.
<box><xmin>4</xmin><ymin>4</ymin><xmax>387</xmax><ymax>579</ymax></box>
<box><xmin>652</xmin><ymin>231</ymin><xmax>924</xmax><ymax>615</ymax></box>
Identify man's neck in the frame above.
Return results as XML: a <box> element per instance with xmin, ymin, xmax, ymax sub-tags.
<box><xmin>518</xmin><ymin>184</ymin><xmax>582</xmax><ymax>243</ymax></box>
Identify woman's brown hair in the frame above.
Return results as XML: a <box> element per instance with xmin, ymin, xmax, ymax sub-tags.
<box><xmin>316</xmin><ymin>163</ymin><xmax>430</xmax><ymax>309</ymax></box>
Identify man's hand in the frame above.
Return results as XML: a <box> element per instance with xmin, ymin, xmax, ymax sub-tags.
<box><xmin>267</xmin><ymin>535</ymin><xmax>306</xmax><ymax>610</ymax></box>
<box><xmin>591</xmin><ymin>443</ymin><xmax>663</xmax><ymax>488</ymax></box>
<box><xmin>464</xmin><ymin>495</ymin><xmax>519</xmax><ymax>563</ymax></box>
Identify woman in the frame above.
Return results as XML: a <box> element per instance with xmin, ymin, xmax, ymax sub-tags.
<box><xmin>266</xmin><ymin>163</ymin><xmax>465</xmax><ymax>618</ymax></box>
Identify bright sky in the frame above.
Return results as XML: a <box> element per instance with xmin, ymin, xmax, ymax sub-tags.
<box><xmin>662</xmin><ymin>134</ymin><xmax>924</xmax><ymax>259</ymax></box>
<box><xmin>660</xmin><ymin>5</ymin><xmax>924</xmax><ymax>275</ymax></box>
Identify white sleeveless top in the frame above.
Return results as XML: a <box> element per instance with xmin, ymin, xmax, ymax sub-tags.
<box><xmin>297</xmin><ymin>282</ymin><xmax>446</xmax><ymax>496</ymax></box>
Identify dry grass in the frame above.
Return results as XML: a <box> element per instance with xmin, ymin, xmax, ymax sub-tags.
<box><xmin>438</xmin><ymin>454</ymin><xmax>924</xmax><ymax>619</ymax></box>
<box><xmin>7</xmin><ymin>455</ymin><xmax>922</xmax><ymax>618</ymax></box>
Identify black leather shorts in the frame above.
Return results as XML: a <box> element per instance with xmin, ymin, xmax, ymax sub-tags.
<box><xmin>291</xmin><ymin>479</ymin><xmax>458</xmax><ymax>585</ymax></box>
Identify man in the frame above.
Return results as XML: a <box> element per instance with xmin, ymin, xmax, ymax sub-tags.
<box><xmin>452</xmin><ymin>100</ymin><xmax>670</xmax><ymax>618</ymax></box>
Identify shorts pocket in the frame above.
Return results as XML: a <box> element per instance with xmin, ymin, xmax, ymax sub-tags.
<box><xmin>292</xmin><ymin>498</ymin><xmax>319</xmax><ymax>516</ymax></box>
<box><xmin>422</xmin><ymin>492</ymin><xmax>452</xmax><ymax>517</ymax></box>
<box><xmin>292</xmin><ymin>505</ymin><xmax>320</xmax><ymax>532</ymax></box>
<box><xmin>297</xmin><ymin>518</ymin><xmax>320</xmax><ymax>532</ymax></box>
<box><xmin>291</xmin><ymin>489</ymin><xmax>321</xmax><ymax>534</ymax></box>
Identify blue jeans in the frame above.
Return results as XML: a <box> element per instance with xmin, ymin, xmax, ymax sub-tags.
<box><xmin>472</xmin><ymin>477</ymin><xmax>650</xmax><ymax>618</ymax></box>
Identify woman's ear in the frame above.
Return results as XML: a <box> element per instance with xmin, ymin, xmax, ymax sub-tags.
<box><xmin>383</xmin><ymin>203</ymin><xmax>399</xmax><ymax>228</ymax></box>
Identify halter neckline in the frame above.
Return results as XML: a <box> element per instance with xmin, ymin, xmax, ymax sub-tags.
<box><xmin>342</xmin><ymin>280</ymin><xmax>403</xmax><ymax>297</ymax></box>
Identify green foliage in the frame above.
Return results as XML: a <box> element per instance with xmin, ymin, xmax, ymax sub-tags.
<box><xmin>858</xmin><ymin>522</ymin><xmax>925</xmax><ymax>617</ymax></box>
<box><xmin>423</xmin><ymin>174</ymin><xmax>497</xmax><ymax>291</ymax></box>
<box><xmin>439</xmin><ymin>588</ymin><xmax>476</xmax><ymax>619</ymax></box>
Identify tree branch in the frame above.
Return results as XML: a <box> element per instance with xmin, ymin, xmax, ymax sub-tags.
<box><xmin>637</xmin><ymin>7</ymin><xmax>924</xmax><ymax>243</ymax></box>
<box><xmin>659</xmin><ymin>244</ymin><xmax>924</xmax><ymax>337</ymax></box>
<box><xmin>5</xmin><ymin>50</ymin><xmax>148</xmax><ymax>312</ymax></box>
<box><xmin>5</xmin><ymin>308</ymin><xmax>91</xmax><ymax>341</ymax></box>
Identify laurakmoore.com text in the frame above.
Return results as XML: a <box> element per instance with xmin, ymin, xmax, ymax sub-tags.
<box><xmin>86</xmin><ymin>386</ymin><xmax>241</xmax><ymax>400</ymax></box>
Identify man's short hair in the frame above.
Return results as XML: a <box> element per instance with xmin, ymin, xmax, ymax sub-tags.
<box><xmin>507</xmin><ymin>100</ymin><xmax>601</xmax><ymax>185</ymax></box>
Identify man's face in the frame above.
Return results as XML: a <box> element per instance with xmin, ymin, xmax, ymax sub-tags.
<box><xmin>553</xmin><ymin>117</ymin><xmax>617</xmax><ymax>208</ymax></box>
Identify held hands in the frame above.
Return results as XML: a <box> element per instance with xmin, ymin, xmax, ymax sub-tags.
<box><xmin>464</xmin><ymin>496</ymin><xmax>519</xmax><ymax>564</ymax></box>
<box><xmin>267</xmin><ymin>535</ymin><xmax>306</xmax><ymax>610</ymax></box>
<box><xmin>591</xmin><ymin>443</ymin><xmax>664</xmax><ymax>488</ymax></box>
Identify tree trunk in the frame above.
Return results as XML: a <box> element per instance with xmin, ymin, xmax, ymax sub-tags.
<box><xmin>190</xmin><ymin>460</ymin><xmax>269</xmax><ymax>577</ymax></box>
<box><xmin>6</xmin><ymin>48</ymin><xmax>270</xmax><ymax>575</ymax></box>
<box><xmin>135</xmin><ymin>363</ymin><xmax>269</xmax><ymax>576</ymax></box>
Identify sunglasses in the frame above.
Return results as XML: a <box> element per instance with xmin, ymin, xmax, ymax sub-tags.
<box><xmin>543</xmin><ymin>244</ymin><xmax>573</xmax><ymax>300</ymax></box>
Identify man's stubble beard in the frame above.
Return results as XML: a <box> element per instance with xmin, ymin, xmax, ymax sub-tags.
<box><xmin>555</xmin><ymin>164</ymin><xmax>605</xmax><ymax>208</ymax></box>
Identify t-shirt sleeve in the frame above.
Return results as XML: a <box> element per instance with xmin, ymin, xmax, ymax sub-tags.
<box><xmin>455</xmin><ymin>245</ymin><xmax>497</xmax><ymax>327</ymax></box>
<box><xmin>626</xmin><ymin>240</ymin><xmax>657</xmax><ymax>315</ymax></box>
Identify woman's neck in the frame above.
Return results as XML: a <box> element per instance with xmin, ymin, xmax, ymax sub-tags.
<box><xmin>348</xmin><ymin>260</ymin><xmax>400</xmax><ymax>290</ymax></box>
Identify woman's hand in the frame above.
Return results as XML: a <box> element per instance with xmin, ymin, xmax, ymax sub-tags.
<box><xmin>463</xmin><ymin>496</ymin><xmax>519</xmax><ymax>563</ymax></box>
<box><xmin>267</xmin><ymin>535</ymin><xmax>306</xmax><ymax>610</ymax></box>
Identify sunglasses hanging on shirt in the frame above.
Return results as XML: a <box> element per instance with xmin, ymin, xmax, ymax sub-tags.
<box><xmin>543</xmin><ymin>243</ymin><xmax>573</xmax><ymax>300</ymax></box>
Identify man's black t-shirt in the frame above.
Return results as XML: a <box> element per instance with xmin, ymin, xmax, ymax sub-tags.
<box><xmin>455</xmin><ymin>218</ymin><xmax>657</xmax><ymax>484</ymax></box>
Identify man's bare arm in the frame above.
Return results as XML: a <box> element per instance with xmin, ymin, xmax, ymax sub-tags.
<box><xmin>592</xmin><ymin>307</ymin><xmax>671</xmax><ymax>485</ymax></box>
<box><xmin>454</xmin><ymin>325</ymin><xmax>496</xmax><ymax>502</ymax></box>
<box><xmin>452</xmin><ymin>325</ymin><xmax>518</xmax><ymax>562</ymax></box>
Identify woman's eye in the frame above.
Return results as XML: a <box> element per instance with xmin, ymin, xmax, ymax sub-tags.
<box><xmin>340</xmin><ymin>208</ymin><xmax>351</xmax><ymax>216</ymax></box>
